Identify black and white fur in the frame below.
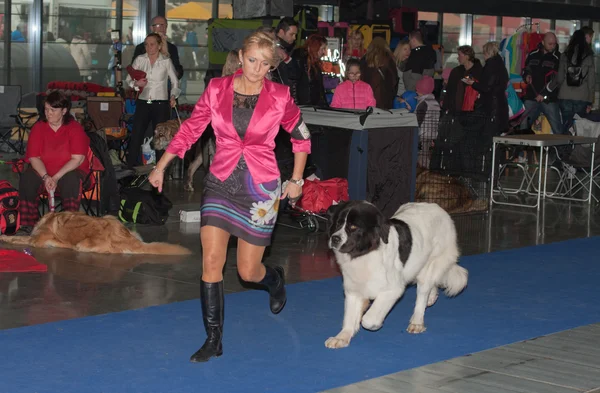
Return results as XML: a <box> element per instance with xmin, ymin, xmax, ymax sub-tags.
<box><xmin>325</xmin><ymin>201</ymin><xmax>468</xmax><ymax>349</ymax></box>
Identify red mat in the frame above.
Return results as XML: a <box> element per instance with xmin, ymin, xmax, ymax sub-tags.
<box><xmin>0</xmin><ymin>249</ymin><xmax>48</xmax><ymax>273</ymax></box>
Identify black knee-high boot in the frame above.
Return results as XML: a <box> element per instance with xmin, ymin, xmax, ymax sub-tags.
<box><xmin>259</xmin><ymin>265</ymin><xmax>287</xmax><ymax>314</ymax></box>
<box><xmin>190</xmin><ymin>281</ymin><xmax>224</xmax><ymax>363</ymax></box>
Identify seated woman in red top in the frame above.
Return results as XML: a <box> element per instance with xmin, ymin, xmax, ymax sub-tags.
<box><xmin>18</xmin><ymin>91</ymin><xmax>90</xmax><ymax>234</ymax></box>
<box><xmin>149</xmin><ymin>31</ymin><xmax>310</xmax><ymax>363</ymax></box>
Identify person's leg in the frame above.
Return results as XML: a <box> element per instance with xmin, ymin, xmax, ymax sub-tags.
<box><xmin>237</xmin><ymin>239</ymin><xmax>287</xmax><ymax>315</ymax></box>
<box><xmin>559</xmin><ymin>99</ymin><xmax>576</xmax><ymax>134</ymax></box>
<box><xmin>542</xmin><ymin>101</ymin><xmax>564</xmax><ymax>135</ymax></box>
<box><xmin>57</xmin><ymin>170</ymin><xmax>84</xmax><ymax>212</ymax></box>
<box><xmin>520</xmin><ymin>100</ymin><xmax>541</xmax><ymax>130</ymax></box>
<box><xmin>126</xmin><ymin>100</ymin><xmax>152</xmax><ymax>167</ymax></box>
<box><xmin>190</xmin><ymin>225</ymin><xmax>230</xmax><ymax>363</ymax></box>
<box><xmin>17</xmin><ymin>167</ymin><xmax>44</xmax><ymax>231</ymax></box>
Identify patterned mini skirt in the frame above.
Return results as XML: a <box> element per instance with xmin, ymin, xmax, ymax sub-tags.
<box><xmin>201</xmin><ymin>158</ymin><xmax>282</xmax><ymax>247</ymax></box>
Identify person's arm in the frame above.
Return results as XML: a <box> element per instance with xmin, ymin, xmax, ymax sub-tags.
<box><xmin>168</xmin><ymin>42</ymin><xmax>184</xmax><ymax>79</ymax></box>
<box><xmin>164</xmin><ymin>79</ymin><xmax>213</xmax><ymax>159</ymax></box>
<box><xmin>542</xmin><ymin>53</ymin><xmax>564</xmax><ymax>96</ymax></box>
<box><xmin>330</xmin><ymin>87</ymin><xmax>343</xmax><ymax>108</ymax></box>
<box><xmin>587</xmin><ymin>56</ymin><xmax>596</xmax><ymax>104</ymax></box>
<box><xmin>280</xmin><ymin>86</ymin><xmax>311</xmax><ymax>201</ymax></box>
<box><xmin>52</xmin><ymin>155</ymin><xmax>85</xmax><ymax>181</ymax></box>
<box><xmin>167</xmin><ymin>58</ymin><xmax>182</xmax><ymax>104</ymax></box>
<box><xmin>365</xmin><ymin>84</ymin><xmax>377</xmax><ymax>108</ymax></box>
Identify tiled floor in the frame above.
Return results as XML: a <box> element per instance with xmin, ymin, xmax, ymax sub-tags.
<box><xmin>1</xmin><ymin>161</ymin><xmax>599</xmax><ymax>391</ymax></box>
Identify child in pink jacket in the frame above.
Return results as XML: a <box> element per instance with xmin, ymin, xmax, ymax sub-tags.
<box><xmin>331</xmin><ymin>58</ymin><xmax>377</xmax><ymax>109</ymax></box>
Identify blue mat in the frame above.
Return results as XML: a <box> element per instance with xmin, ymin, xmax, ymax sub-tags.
<box><xmin>1</xmin><ymin>237</ymin><xmax>599</xmax><ymax>393</ymax></box>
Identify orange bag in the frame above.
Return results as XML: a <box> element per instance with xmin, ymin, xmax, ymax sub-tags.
<box><xmin>296</xmin><ymin>178</ymin><xmax>349</xmax><ymax>213</ymax></box>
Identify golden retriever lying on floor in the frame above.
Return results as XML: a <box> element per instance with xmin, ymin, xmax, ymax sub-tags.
<box><xmin>0</xmin><ymin>212</ymin><xmax>191</xmax><ymax>255</ymax></box>
<box><xmin>415</xmin><ymin>167</ymin><xmax>487</xmax><ymax>214</ymax></box>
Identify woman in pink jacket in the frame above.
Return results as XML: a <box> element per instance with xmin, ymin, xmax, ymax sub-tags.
<box><xmin>331</xmin><ymin>58</ymin><xmax>377</xmax><ymax>109</ymax></box>
<box><xmin>148</xmin><ymin>32</ymin><xmax>311</xmax><ymax>363</ymax></box>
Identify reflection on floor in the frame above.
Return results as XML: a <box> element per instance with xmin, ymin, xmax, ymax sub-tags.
<box><xmin>0</xmin><ymin>164</ymin><xmax>599</xmax><ymax>391</ymax></box>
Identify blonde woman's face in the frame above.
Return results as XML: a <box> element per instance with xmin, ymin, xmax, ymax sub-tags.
<box><xmin>144</xmin><ymin>36</ymin><xmax>160</xmax><ymax>56</ymax></box>
<box><xmin>239</xmin><ymin>44</ymin><xmax>272</xmax><ymax>83</ymax></box>
<box><xmin>401</xmin><ymin>44</ymin><xmax>410</xmax><ymax>60</ymax></box>
<box><xmin>351</xmin><ymin>34</ymin><xmax>363</xmax><ymax>48</ymax></box>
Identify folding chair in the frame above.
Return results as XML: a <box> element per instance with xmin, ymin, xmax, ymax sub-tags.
<box><xmin>0</xmin><ymin>85</ymin><xmax>36</xmax><ymax>155</ymax></box>
<box><xmin>39</xmin><ymin>148</ymin><xmax>106</xmax><ymax>216</ymax></box>
<box><xmin>551</xmin><ymin>117</ymin><xmax>600</xmax><ymax>202</ymax></box>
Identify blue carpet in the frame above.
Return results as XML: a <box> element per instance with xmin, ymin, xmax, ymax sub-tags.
<box><xmin>1</xmin><ymin>237</ymin><xmax>599</xmax><ymax>393</ymax></box>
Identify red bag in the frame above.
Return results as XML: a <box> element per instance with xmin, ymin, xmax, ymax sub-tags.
<box><xmin>296</xmin><ymin>178</ymin><xmax>349</xmax><ymax>213</ymax></box>
<box><xmin>462</xmin><ymin>83</ymin><xmax>479</xmax><ymax>112</ymax></box>
<box><xmin>126</xmin><ymin>65</ymin><xmax>147</xmax><ymax>94</ymax></box>
<box><xmin>0</xmin><ymin>180</ymin><xmax>20</xmax><ymax>235</ymax></box>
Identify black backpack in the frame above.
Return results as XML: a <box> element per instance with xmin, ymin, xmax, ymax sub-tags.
<box><xmin>566</xmin><ymin>57</ymin><xmax>588</xmax><ymax>87</ymax></box>
<box><xmin>118</xmin><ymin>187</ymin><xmax>172</xmax><ymax>225</ymax></box>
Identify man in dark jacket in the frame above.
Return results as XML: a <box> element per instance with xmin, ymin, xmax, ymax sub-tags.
<box><xmin>131</xmin><ymin>16</ymin><xmax>184</xmax><ymax>79</ymax></box>
<box><xmin>403</xmin><ymin>30</ymin><xmax>437</xmax><ymax>92</ymax></box>
<box><xmin>520</xmin><ymin>32</ymin><xmax>562</xmax><ymax>134</ymax></box>
<box><xmin>272</xmin><ymin>17</ymin><xmax>298</xmax><ymax>87</ymax></box>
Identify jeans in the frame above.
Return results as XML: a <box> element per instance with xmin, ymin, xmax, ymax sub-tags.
<box><xmin>559</xmin><ymin>99</ymin><xmax>590</xmax><ymax>134</ymax></box>
<box><xmin>520</xmin><ymin>100</ymin><xmax>564</xmax><ymax>135</ymax></box>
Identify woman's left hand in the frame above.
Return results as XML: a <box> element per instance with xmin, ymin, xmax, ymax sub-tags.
<box><xmin>281</xmin><ymin>182</ymin><xmax>302</xmax><ymax>206</ymax></box>
<box><xmin>462</xmin><ymin>78</ymin><xmax>474</xmax><ymax>86</ymax></box>
<box><xmin>170</xmin><ymin>96</ymin><xmax>176</xmax><ymax>108</ymax></box>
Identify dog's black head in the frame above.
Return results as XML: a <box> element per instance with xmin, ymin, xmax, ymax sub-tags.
<box><xmin>326</xmin><ymin>201</ymin><xmax>391</xmax><ymax>259</ymax></box>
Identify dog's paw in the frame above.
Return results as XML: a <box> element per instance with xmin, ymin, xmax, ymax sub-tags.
<box><xmin>361</xmin><ymin>313</ymin><xmax>383</xmax><ymax>331</ymax></box>
<box><xmin>325</xmin><ymin>336</ymin><xmax>350</xmax><ymax>349</ymax></box>
<box><xmin>407</xmin><ymin>323</ymin><xmax>427</xmax><ymax>334</ymax></box>
<box><xmin>183</xmin><ymin>183</ymin><xmax>194</xmax><ymax>192</ymax></box>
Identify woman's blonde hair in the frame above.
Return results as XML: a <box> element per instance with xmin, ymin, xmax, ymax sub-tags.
<box><xmin>241</xmin><ymin>31</ymin><xmax>279</xmax><ymax>67</ymax></box>
<box><xmin>347</xmin><ymin>30</ymin><xmax>364</xmax><ymax>51</ymax></box>
<box><xmin>482</xmin><ymin>41</ymin><xmax>500</xmax><ymax>58</ymax></box>
<box><xmin>365</xmin><ymin>37</ymin><xmax>393</xmax><ymax>68</ymax></box>
<box><xmin>222</xmin><ymin>50</ymin><xmax>240</xmax><ymax>76</ymax></box>
<box><xmin>393</xmin><ymin>41</ymin><xmax>410</xmax><ymax>66</ymax></box>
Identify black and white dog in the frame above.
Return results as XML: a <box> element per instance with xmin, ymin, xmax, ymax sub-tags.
<box><xmin>325</xmin><ymin>201</ymin><xmax>468</xmax><ymax>349</ymax></box>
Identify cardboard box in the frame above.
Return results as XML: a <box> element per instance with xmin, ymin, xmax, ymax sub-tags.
<box><xmin>180</xmin><ymin>210</ymin><xmax>201</xmax><ymax>223</ymax></box>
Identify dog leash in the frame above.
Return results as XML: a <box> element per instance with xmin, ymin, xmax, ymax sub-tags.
<box><xmin>174</xmin><ymin>105</ymin><xmax>182</xmax><ymax>126</ymax></box>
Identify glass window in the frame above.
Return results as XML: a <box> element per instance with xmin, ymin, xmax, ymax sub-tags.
<box><xmin>5</xmin><ymin>0</ymin><xmax>34</xmax><ymax>94</ymax></box>
<box><xmin>556</xmin><ymin>20</ymin><xmax>577</xmax><ymax>52</ymax></box>
<box><xmin>42</xmin><ymin>1</ymin><xmax>117</xmax><ymax>91</ymax></box>
<box><xmin>442</xmin><ymin>13</ymin><xmax>466</xmax><ymax>69</ymax></box>
<box><xmin>165</xmin><ymin>0</ymin><xmax>232</xmax><ymax>102</ymax></box>
<box><xmin>501</xmin><ymin>17</ymin><xmax>527</xmax><ymax>40</ymax></box>
<box><xmin>418</xmin><ymin>12</ymin><xmax>438</xmax><ymax>22</ymax></box>
<box><xmin>473</xmin><ymin>15</ymin><xmax>497</xmax><ymax>54</ymax></box>
<box><xmin>531</xmin><ymin>18</ymin><xmax>551</xmax><ymax>34</ymax></box>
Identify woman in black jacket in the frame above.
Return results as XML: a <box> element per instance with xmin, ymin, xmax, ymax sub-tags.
<box><xmin>443</xmin><ymin>45</ymin><xmax>483</xmax><ymax>114</ymax></box>
<box><xmin>289</xmin><ymin>34</ymin><xmax>328</xmax><ymax>107</ymax></box>
<box><xmin>464</xmin><ymin>41</ymin><xmax>509</xmax><ymax>135</ymax></box>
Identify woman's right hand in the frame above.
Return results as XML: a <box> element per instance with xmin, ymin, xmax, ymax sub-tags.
<box><xmin>148</xmin><ymin>168</ymin><xmax>165</xmax><ymax>193</ymax></box>
<box><xmin>44</xmin><ymin>176</ymin><xmax>57</xmax><ymax>193</ymax></box>
<box><xmin>136</xmin><ymin>78</ymin><xmax>148</xmax><ymax>88</ymax></box>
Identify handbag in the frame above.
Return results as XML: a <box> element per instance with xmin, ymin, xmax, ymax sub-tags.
<box><xmin>462</xmin><ymin>82</ymin><xmax>479</xmax><ymax>112</ymax></box>
<box><xmin>296</xmin><ymin>178</ymin><xmax>349</xmax><ymax>213</ymax></box>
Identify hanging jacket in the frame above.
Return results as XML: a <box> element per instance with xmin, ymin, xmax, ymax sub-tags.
<box><xmin>330</xmin><ymin>80</ymin><xmax>377</xmax><ymax>110</ymax></box>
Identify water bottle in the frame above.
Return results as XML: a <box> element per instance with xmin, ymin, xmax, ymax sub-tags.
<box><xmin>49</xmin><ymin>190</ymin><xmax>55</xmax><ymax>212</ymax></box>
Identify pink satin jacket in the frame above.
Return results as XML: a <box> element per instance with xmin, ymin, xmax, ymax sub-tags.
<box><xmin>166</xmin><ymin>71</ymin><xmax>311</xmax><ymax>184</ymax></box>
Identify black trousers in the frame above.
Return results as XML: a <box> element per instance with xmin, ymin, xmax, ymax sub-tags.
<box><xmin>19</xmin><ymin>167</ymin><xmax>85</xmax><ymax>227</ymax></box>
<box><xmin>127</xmin><ymin>99</ymin><xmax>171</xmax><ymax>167</ymax></box>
